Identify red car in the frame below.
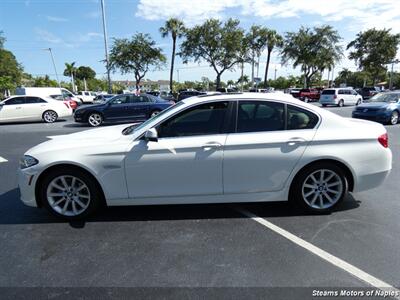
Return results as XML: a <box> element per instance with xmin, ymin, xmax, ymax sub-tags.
<box><xmin>299</xmin><ymin>88</ymin><xmax>320</xmax><ymax>102</ymax></box>
<box><xmin>50</xmin><ymin>94</ymin><xmax>78</xmax><ymax>110</ymax></box>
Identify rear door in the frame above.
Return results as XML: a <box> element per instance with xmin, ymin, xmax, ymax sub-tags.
<box><xmin>223</xmin><ymin>101</ymin><xmax>319</xmax><ymax>193</ymax></box>
<box><xmin>24</xmin><ymin>96</ymin><xmax>48</xmax><ymax>119</ymax></box>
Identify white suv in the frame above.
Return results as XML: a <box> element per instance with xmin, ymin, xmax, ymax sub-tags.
<box><xmin>319</xmin><ymin>88</ymin><xmax>362</xmax><ymax>107</ymax></box>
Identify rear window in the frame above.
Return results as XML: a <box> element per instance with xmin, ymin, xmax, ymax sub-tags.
<box><xmin>321</xmin><ymin>90</ymin><xmax>336</xmax><ymax>95</ymax></box>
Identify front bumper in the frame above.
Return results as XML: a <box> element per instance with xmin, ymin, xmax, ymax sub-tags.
<box><xmin>18</xmin><ymin>167</ymin><xmax>39</xmax><ymax>207</ymax></box>
<box><xmin>352</xmin><ymin>111</ymin><xmax>390</xmax><ymax>123</ymax></box>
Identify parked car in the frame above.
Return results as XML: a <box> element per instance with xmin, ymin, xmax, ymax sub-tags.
<box><xmin>177</xmin><ymin>90</ymin><xmax>206</xmax><ymax>101</ymax></box>
<box><xmin>319</xmin><ymin>88</ymin><xmax>363</xmax><ymax>107</ymax></box>
<box><xmin>73</xmin><ymin>93</ymin><xmax>173</xmax><ymax>127</ymax></box>
<box><xmin>18</xmin><ymin>93</ymin><xmax>391</xmax><ymax>220</ymax></box>
<box><xmin>0</xmin><ymin>95</ymin><xmax>72</xmax><ymax>124</ymax></box>
<box><xmin>216</xmin><ymin>87</ymin><xmax>238</xmax><ymax>93</ymax></box>
<box><xmin>287</xmin><ymin>88</ymin><xmax>301</xmax><ymax>98</ymax></box>
<box><xmin>49</xmin><ymin>94</ymin><xmax>78</xmax><ymax>110</ymax></box>
<box><xmin>76</xmin><ymin>91</ymin><xmax>96</xmax><ymax>103</ymax></box>
<box><xmin>16</xmin><ymin>87</ymin><xmax>83</xmax><ymax>105</ymax></box>
<box><xmin>298</xmin><ymin>88</ymin><xmax>320</xmax><ymax>102</ymax></box>
<box><xmin>147</xmin><ymin>91</ymin><xmax>176</xmax><ymax>102</ymax></box>
<box><xmin>359</xmin><ymin>87</ymin><xmax>380</xmax><ymax>100</ymax></box>
<box><xmin>93</xmin><ymin>94</ymin><xmax>115</xmax><ymax>103</ymax></box>
<box><xmin>352</xmin><ymin>91</ymin><xmax>400</xmax><ymax>125</ymax></box>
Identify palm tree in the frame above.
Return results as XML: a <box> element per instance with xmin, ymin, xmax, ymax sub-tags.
<box><xmin>63</xmin><ymin>62</ymin><xmax>76</xmax><ymax>92</ymax></box>
<box><xmin>264</xmin><ymin>30</ymin><xmax>283</xmax><ymax>87</ymax></box>
<box><xmin>338</xmin><ymin>68</ymin><xmax>352</xmax><ymax>85</ymax></box>
<box><xmin>160</xmin><ymin>18</ymin><xmax>185</xmax><ymax>93</ymax></box>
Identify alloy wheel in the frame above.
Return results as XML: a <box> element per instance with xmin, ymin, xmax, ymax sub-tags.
<box><xmin>301</xmin><ymin>169</ymin><xmax>343</xmax><ymax>210</ymax></box>
<box><xmin>43</xmin><ymin>111</ymin><xmax>58</xmax><ymax>123</ymax></box>
<box><xmin>390</xmin><ymin>111</ymin><xmax>399</xmax><ymax>125</ymax></box>
<box><xmin>46</xmin><ymin>175</ymin><xmax>91</xmax><ymax>217</ymax></box>
<box><xmin>88</xmin><ymin>113</ymin><xmax>102</xmax><ymax>126</ymax></box>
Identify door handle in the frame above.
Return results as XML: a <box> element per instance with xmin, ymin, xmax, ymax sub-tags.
<box><xmin>202</xmin><ymin>142</ymin><xmax>222</xmax><ymax>150</ymax></box>
<box><xmin>287</xmin><ymin>137</ymin><xmax>306</xmax><ymax>146</ymax></box>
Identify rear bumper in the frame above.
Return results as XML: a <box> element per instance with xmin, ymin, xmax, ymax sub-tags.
<box><xmin>354</xmin><ymin>170</ymin><xmax>391</xmax><ymax>192</ymax></box>
<box><xmin>319</xmin><ymin>99</ymin><xmax>338</xmax><ymax>105</ymax></box>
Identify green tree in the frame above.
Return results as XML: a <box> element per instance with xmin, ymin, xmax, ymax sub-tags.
<box><xmin>159</xmin><ymin>18</ymin><xmax>185</xmax><ymax>93</ymax></box>
<box><xmin>33</xmin><ymin>75</ymin><xmax>58</xmax><ymax>87</ymax></box>
<box><xmin>75</xmin><ymin>66</ymin><xmax>96</xmax><ymax>80</ymax></box>
<box><xmin>347</xmin><ymin>28</ymin><xmax>400</xmax><ymax>84</ymax></box>
<box><xmin>109</xmin><ymin>33</ymin><xmax>166</xmax><ymax>90</ymax></box>
<box><xmin>0</xmin><ymin>33</ymin><xmax>23</xmax><ymax>96</ymax></box>
<box><xmin>63</xmin><ymin>62</ymin><xmax>76</xmax><ymax>92</ymax></box>
<box><xmin>180</xmin><ymin>18</ymin><xmax>245</xmax><ymax>88</ymax></box>
<box><xmin>246</xmin><ymin>25</ymin><xmax>268</xmax><ymax>84</ymax></box>
<box><xmin>281</xmin><ymin>25</ymin><xmax>342</xmax><ymax>87</ymax></box>
<box><xmin>264</xmin><ymin>29</ymin><xmax>283</xmax><ymax>86</ymax></box>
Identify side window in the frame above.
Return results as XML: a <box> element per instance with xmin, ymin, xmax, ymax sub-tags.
<box><xmin>26</xmin><ymin>97</ymin><xmax>46</xmax><ymax>104</ymax></box>
<box><xmin>237</xmin><ymin>101</ymin><xmax>284</xmax><ymax>133</ymax></box>
<box><xmin>338</xmin><ymin>90</ymin><xmax>345</xmax><ymax>95</ymax></box>
<box><xmin>157</xmin><ymin>101</ymin><xmax>229</xmax><ymax>138</ymax></box>
<box><xmin>5</xmin><ymin>97</ymin><xmax>25</xmax><ymax>105</ymax></box>
<box><xmin>111</xmin><ymin>95</ymin><xmax>130</xmax><ymax>105</ymax></box>
<box><xmin>287</xmin><ymin>105</ymin><xmax>319</xmax><ymax>130</ymax></box>
<box><xmin>131</xmin><ymin>95</ymin><xmax>150</xmax><ymax>103</ymax></box>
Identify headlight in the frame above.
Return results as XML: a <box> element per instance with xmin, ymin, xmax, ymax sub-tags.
<box><xmin>19</xmin><ymin>155</ymin><xmax>39</xmax><ymax>169</ymax></box>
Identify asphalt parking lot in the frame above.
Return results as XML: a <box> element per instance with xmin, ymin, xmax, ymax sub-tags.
<box><xmin>0</xmin><ymin>104</ymin><xmax>399</xmax><ymax>299</ymax></box>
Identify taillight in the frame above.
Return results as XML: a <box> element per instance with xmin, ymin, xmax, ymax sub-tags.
<box><xmin>333</xmin><ymin>94</ymin><xmax>337</xmax><ymax>99</ymax></box>
<box><xmin>378</xmin><ymin>133</ymin><xmax>388</xmax><ymax>148</ymax></box>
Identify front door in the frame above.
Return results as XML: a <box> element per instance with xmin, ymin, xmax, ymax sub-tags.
<box><xmin>104</xmin><ymin>95</ymin><xmax>132</xmax><ymax>121</ymax></box>
<box><xmin>0</xmin><ymin>97</ymin><xmax>26</xmax><ymax>122</ymax></box>
<box><xmin>124</xmin><ymin>101</ymin><xmax>231</xmax><ymax>199</ymax></box>
<box><xmin>223</xmin><ymin>101</ymin><xmax>319</xmax><ymax>194</ymax></box>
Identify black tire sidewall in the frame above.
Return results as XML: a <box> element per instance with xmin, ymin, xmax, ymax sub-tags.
<box><xmin>290</xmin><ymin>162</ymin><xmax>348</xmax><ymax>213</ymax></box>
<box><xmin>39</xmin><ymin>168</ymin><xmax>102</xmax><ymax>220</ymax></box>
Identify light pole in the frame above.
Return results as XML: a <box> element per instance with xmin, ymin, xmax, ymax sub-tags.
<box><xmin>44</xmin><ymin>48</ymin><xmax>61</xmax><ymax>89</ymax></box>
<box><xmin>101</xmin><ymin>0</ymin><xmax>112</xmax><ymax>94</ymax></box>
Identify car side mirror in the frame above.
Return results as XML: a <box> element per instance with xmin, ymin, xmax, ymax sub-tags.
<box><xmin>144</xmin><ymin>128</ymin><xmax>158</xmax><ymax>142</ymax></box>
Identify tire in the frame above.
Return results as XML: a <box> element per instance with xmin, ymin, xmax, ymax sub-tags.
<box><xmin>42</xmin><ymin>110</ymin><xmax>58</xmax><ymax>123</ymax></box>
<box><xmin>289</xmin><ymin>162</ymin><xmax>348</xmax><ymax>213</ymax></box>
<box><xmin>389</xmin><ymin>111</ymin><xmax>399</xmax><ymax>125</ymax></box>
<box><xmin>356</xmin><ymin>99</ymin><xmax>362</xmax><ymax>106</ymax></box>
<box><xmin>87</xmin><ymin>112</ymin><xmax>103</xmax><ymax>127</ymax></box>
<box><xmin>39</xmin><ymin>168</ymin><xmax>103</xmax><ymax>220</ymax></box>
<box><xmin>304</xmin><ymin>97</ymin><xmax>309</xmax><ymax>103</ymax></box>
<box><xmin>338</xmin><ymin>100</ymin><xmax>344</xmax><ymax>107</ymax></box>
<box><xmin>322</xmin><ymin>104</ymin><xmax>327</xmax><ymax>107</ymax></box>
<box><xmin>150</xmin><ymin>110</ymin><xmax>161</xmax><ymax>118</ymax></box>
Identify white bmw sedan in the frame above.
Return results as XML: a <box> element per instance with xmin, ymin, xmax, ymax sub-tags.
<box><xmin>0</xmin><ymin>95</ymin><xmax>72</xmax><ymax>124</ymax></box>
<box><xmin>18</xmin><ymin>93</ymin><xmax>392</xmax><ymax>220</ymax></box>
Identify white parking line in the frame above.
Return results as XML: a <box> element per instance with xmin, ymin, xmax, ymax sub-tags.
<box><xmin>236</xmin><ymin>206</ymin><xmax>400</xmax><ymax>298</ymax></box>
<box><xmin>0</xmin><ymin>156</ymin><xmax>8</xmax><ymax>163</ymax></box>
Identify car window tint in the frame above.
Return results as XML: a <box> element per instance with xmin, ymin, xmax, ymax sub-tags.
<box><xmin>287</xmin><ymin>105</ymin><xmax>319</xmax><ymax>130</ymax></box>
<box><xmin>321</xmin><ymin>90</ymin><xmax>335</xmax><ymax>95</ymax></box>
<box><xmin>237</xmin><ymin>101</ymin><xmax>284</xmax><ymax>133</ymax></box>
<box><xmin>158</xmin><ymin>101</ymin><xmax>229</xmax><ymax>138</ymax></box>
<box><xmin>5</xmin><ymin>97</ymin><xmax>25</xmax><ymax>105</ymax></box>
<box><xmin>26</xmin><ymin>96</ymin><xmax>46</xmax><ymax>104</ymax></box>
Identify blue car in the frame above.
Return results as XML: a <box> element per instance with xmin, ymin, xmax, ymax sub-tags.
<box><xmin>74</xmin><ymin>93</ymin><xmax>173</xmax><ymax>127</ymax></box>
<box><xmin>352</xmin><ymin>91</ymin><xmax>400</xmax><ymax>125</ymax></box>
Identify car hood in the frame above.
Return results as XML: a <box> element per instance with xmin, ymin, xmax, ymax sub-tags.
<box><xmin>26</xmin><ymin>124</ymin><xmax>134</xmax><ymax>156</ymax></box>
<box><xmin>357</xmin><ymin>102</ymin><xmax>389</xmax><ymax>109</ymax></box>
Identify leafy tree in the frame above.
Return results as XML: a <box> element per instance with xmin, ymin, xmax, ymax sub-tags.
<box><xmin>264</xmin><ymin>29</ymin><xmax>283</xmax><ymax>86</ymax></box>
<box><xmin>246</xmin><ymin>25</ymin><xmax>268</xmax><ymax>84</ymax></box>
<box><xmin>180</xmin><ymin>18</ymin><xmax>245</xmax><ymax>88</ymax></box>
<box><xmin>109</xmin><ymin>33</ymin><xmax>166</xmax><ymax>90</ymax></box>
<box><xmin>63</xmin><ymin>62</ymin><xmax>76</xmax><ymax>92</ymax></box>
<box><xmin>347</xmin><ymin>28</ymin><xmax>400</xmax><ymax>84</ymax></box>
<box><xmin>281</xmin><ymin>25</ymin><xmax>342</xmax><ymax>87</ymax></box>
<box><xmin>160</xmin><ymin>18</ymin><xmax>185</xmax><ymax>92</ymax></box>
<box><xmin>0</xmin><ymin>33</ymin><xmax>23</xmax><ymax>96</ymax></box>
<box><xmin>75</xmin><ymin>66</ymin><xmax>96</xmax><ymax>80</ymax></box>
<box><xmin>33</xmin><ymin>75</ymin><xmax>58</xmax><ymax>87</ymax></box>
<box><xmin>334</xmin><ymin>70</ymin><xmax>373</xmax><ymax>88</ymax></box>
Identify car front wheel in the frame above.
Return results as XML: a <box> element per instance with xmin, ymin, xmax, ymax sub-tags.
<box><xmin>87</xmin><ymin>113</ymin><xmax>103</xmax><ymax>127</ymax></box>
<box><xmin>290</xmin><ymin>163</ymin><xmax>347</xmax><ymax>213</ymax></box>
<box><xmin>40</xmin><ymin>168</ymin><xmax>102</xmax><ymax>220</ymax></box>
<box><xmin>338</xmin><ymin>100</ymin><xmax>344</xmax><ymax>107</ymax></box>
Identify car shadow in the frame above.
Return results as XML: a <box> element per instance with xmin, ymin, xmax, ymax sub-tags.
<box><xmin>0</xmin><ymin>119</ymin><xmax>68</xmax><ymax>126</ymax></box>
<box><xmin>0</xmin><ymin>188</ymin><xmax>360</xmax><ymax>227</ymax></box>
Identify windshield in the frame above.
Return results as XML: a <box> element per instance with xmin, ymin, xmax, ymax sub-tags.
<box><xmin>122</xmin><ymin>101</ymin><xmax>184</xmax><ymax>135</ymax></box>
<box><xmin>369</xmin><ymin>93</ymin><xmax>400</xmax><ymax>103</ymax></box>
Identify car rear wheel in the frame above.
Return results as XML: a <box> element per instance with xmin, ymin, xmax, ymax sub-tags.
<box><xmin>290</xmin><ymin>163</ymin><xmax>347</xmax><ymax>213</ymax></box>
<box><xmin>389</xmin><ymin>111</ymin><xmax>399</xmax><ymax>125</ymax></box>
<box><xmin>87</xmin><ymin>113</ymin><xmax>103</xmax><ymax>127</ymax></box>
<box><xmin>42</xmin><ymin>110</ymin><xmax>58</xmax><ymax>123</ymax></box>
<box><xmin>40</xmin><ymin>168</ymin><xmax>102</xmax><ymax>220</ymax></box>
<box><xmin>338</xmin><ymin>100</ymin><xmax>344</xmax><ymax>107</ymax></box>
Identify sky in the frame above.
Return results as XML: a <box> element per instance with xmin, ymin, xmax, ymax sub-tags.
<box><xmin>1</xmin><ymin>0</ymin><xmax>400</xmax><ymax>85</ymax></box>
